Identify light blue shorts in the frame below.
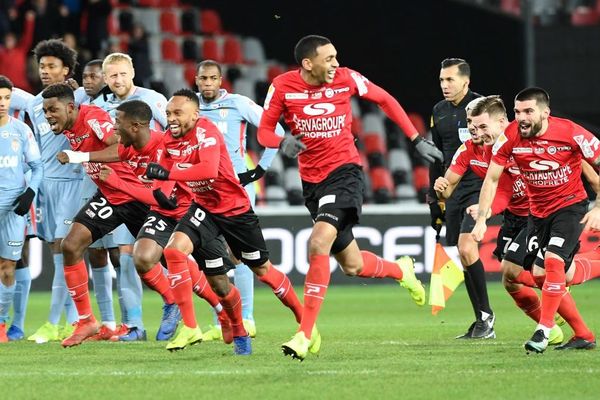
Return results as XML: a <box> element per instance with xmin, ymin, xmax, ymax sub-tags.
<box><xmin>0</xmin><ymin>209</ymin><xmax>26</xmax><ymax>261</ymax></box>
<box><xmin>37</xmin><ymin>179</ymin><xmax>82</xmax><ymax>242</ymax></box>
<box><xmin>112</xmin><ymin>223</ymin><xmax>136</xmax><ymax>246</ymax></box>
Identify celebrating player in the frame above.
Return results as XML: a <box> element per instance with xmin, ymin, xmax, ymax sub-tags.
<box><xmin>257</xmin><ymin>35</ymin><xmax>436</xmax><ymax>360</ymax></box>
<box><xmin>196</xmin><ymin>59</ymin><xmax>285</xmax><ymax>340</ymax></box>
<box><xmin>145</xmin><ymin>89</ymin><xmax>307</xmax><ymax>355</ymax></box>
<box><xmin>472</xmin><ymin>87</ymin><xmax>600</xmax><ymax>353</ymax></box>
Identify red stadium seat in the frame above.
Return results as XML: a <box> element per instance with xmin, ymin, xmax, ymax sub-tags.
<box><xmin>370</xmin><ymin>167</ymin><xmax>394</xmax><ymax>203</ymax></box>
<box><xmin>500</xmin><ymin>0</ymin><xmax>520</xmax><ymax>16</ymax></box>
<box><xmin>363</xmin><ymin>132</ymin><xmax>387</xmax><ymax>155</ymax></box>
<box><xmin>202</xmin><ymin>38</ymin><xmax>222</xmax><ymax>61</ymax></box>
<box><xmin>161</xmin><ymin>38</ymin><xmax>182</xmax><ymax>63</ymax></box>
<box><xmin>413</xmin><ymin>165</ymin><xmax>429</xmax><ymax>191</ymax></box>
<box><xmin>200</xmin><ymin>9</ymin><xmax>222</xmax><ymax>34</ymax></box>
<box><xmin>160</xmin><ymin>11</ymin><xmax>180</xmax><ymax>35</ymax></box>
<box><xmin>158</xmin><ymin>0</ymin><xmax>178</xmax><ymax>7</ymax></box>
<box><xmin>222</xmin><ymin>36</ymin><xmax>244</xmax><ymax>64</ymax></box>
<box><xmin>184</xmin><ymin>63</ymin><xmax>197</xmax><ymax>87</ymax></box>
<box><xmin>267</xmin><ymin>64</ymin><xmax>285</xmax><ymax>82</ymax></box>
<box><xmin>571</xmin><ymin>7</ymin><xmax>600</xmax><ymax>26</ymax></box>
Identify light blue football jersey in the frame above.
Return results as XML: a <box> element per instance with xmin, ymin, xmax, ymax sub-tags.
<box><xmin>0</xmin><ymin>116</ymin><xmax>43</xmax><ymax>210</ymax></box>
<box><xmin>8</xmin><ymin>87</ymin><xmax>34</xmax><ymax>121</ymax></box>
<box><xmin>104</xmin><ymin>86</ymin><xmax>167</xmax><ymax>130</ymax></box>
<box><xmin>198</xmin><ymin>89</ymin><xmax>284</xmax><ymax>175</ymax></box>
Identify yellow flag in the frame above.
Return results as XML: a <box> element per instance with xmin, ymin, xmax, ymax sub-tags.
<box><xmin>429</xmin><ymin>243</ymin><xmax>464</xmax><ymax>315</ymax></box>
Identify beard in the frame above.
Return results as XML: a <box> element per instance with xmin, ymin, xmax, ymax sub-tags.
<box><xmin>519</xmin><ymin>119</ymin><xmax>543</xmax><ymax>138</ymax></box>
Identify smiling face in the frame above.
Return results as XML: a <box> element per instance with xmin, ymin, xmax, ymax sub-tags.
<box><xmin>514</xmin><ymin>99</ymin><xmax>549</xmax><ymax>138</ymax></box>
<box><xmin>42</xmin><ymin>96</ymin><xmax>75</xmax><ymax>134</ymax></box>
<box><xmin>166</xmin><ymin>96</ymin><xmax>199</xmax><ymax>138</ymax></box>
<box><xmin>471</xmin><ymin>111</ymin><xmax>506</xmax><ymax>145</ymax></box>
<box><xmin>301</xmin><ymin>43</ymin><xmax>339</xmax><ymax>85</ymax></box>
<box><xmin>466</xmin><ymin>109</ymin><xmax>484</xmax><ymax>145</ymax></box>
<box><xmin>38</xmin><ymin>56</ymin><xmax>69</xmax><ymax>87</ymax></box>
<box><xmin>196</xmin><ymin>65</ymin><xmax>222</xmax><ymax>102</ymax></box>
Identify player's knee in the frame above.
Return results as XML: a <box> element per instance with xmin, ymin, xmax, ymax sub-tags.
<box><xmin>308</xmin><ymin>234</ymin><xmax>332</xmax><ymax>255</ymax></box>
<box><xmin>207</xmin><ymin>275</ymin><xmax>230</xmax><ymax>297</ymax></box>
<box><xmin>132</xmin><ymin>251</ymin><xmax>155</xmax><ymax>272</ymax></box>
<box><xmin>88</xmin><ymin>248</ymin><xmax>108</xmax><ymax>267</ymax></box>
<box><xmin>61</xmin><ymin>236</ymin><xmax>84</xmax><ymax>259</ymax></box>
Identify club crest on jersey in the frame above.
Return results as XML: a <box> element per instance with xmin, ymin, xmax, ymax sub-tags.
<box><xmin>324</xmin><ymin>88</ymin><xmax>334</xmax><ymax>98</ymax></box>
<box><xmin>219</xmin><ymin>108</ymin><xmax>228</xmax><ymax>119</ymax></box>
<box><xmin>11</xmin><ymin>139</ymin><xmax>20</xmax><ymax>152</ymax></box>
<box><xmin>302</xmin><ymin>103</ymin><xmax>335</xmax><ymax>116</ymax></box>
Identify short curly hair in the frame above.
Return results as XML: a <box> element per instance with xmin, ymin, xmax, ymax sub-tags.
<box><xmin>32</xmin><ymin>39</ymin><xmax>78</xmax><ymax>78</ymax></box>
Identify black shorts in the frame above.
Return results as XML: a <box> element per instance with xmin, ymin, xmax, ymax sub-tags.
<box><xmin>137</xmin><ymin>210</ymin><xmax>234</xmax><ymax>275</ymax></box>
<box><xmin>302</xmin><ymin>163</ymin><xmax>365</xmax><ymax>254</ymax></box>
<box><xmin>444</xmin><ymin>192</ymin><xmax>479</xmax><ymax>246</ymax></box>
<box><xmin>175</xmin><ymin>202</ymin><xmax>269</xmax><ymax>269</ymax></box>
<box><xmin>525</xmin><ymin>200</ymin><xmax>587</xmax><ymax>270</ymax></box>
<box><xmin>502</xmin><ymin>215</ymin><xmax>538</xmax><ymax>270</ymax></box>
<box><xmin>74</xmin><ymin>192</ymin><xmax>149</xmax><ymax>243</ymax></box>
<box><xmin>494</xmin><ymin>210</ymin><xmax>529</xmax><ymax>261</ymax></box>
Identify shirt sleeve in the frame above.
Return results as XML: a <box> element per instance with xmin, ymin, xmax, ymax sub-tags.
<box><xmin>149</xmin><ymin>92</ymin><xmax>168</xmax><ymax>130</ymax></box>
<box><xmin>257</xmin><ymin>83</ymin><xmax>286</xmax><ymax>148</ymax></box>
<box><xmin>447</xmin><ymin>143</ymin><xmax>470</xmax><ymax>176</ymax></box>
<box><xmin>491</xmin><ymin>173</ymin><xmax>513</xmax><ymax>215</ymax></box>
<box><xmin>21</xmin><ymin>124</ymin><xmax>43</xmax><ymax>193</ymax></box>
<box><xmin>490</xmin><ymin>131</ymin><xmax>514</xmax><ymax>167</ymax></box>
<box><xmin>86</xmin><ymin>111</ymin><xmax>115</xmax><ymax>144</ymax></box>
<box><xmin>428</xmin><ymin>112</ymin><xmax>444</xmax><ymax>200</ymax></box>
<box><xmin>572</xmin><ymin>124</ymin><xmax>600</xmax><ymax>164</ymax></box>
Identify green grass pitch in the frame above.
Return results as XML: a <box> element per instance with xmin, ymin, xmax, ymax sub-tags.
<box><xmin>2</xmin><ymin>281</ymin><xmax>599</xmax><ymax>399</ymax></box>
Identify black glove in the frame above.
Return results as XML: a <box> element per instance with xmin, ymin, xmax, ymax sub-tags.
<box><xmin>238</xmin><ymin>165</ymin><xmax>265</xmax><ymax>186</ymax></box>
<box><xmin>413</xmin><ymin>135</ymin><xmax>444</xmax><ymax>163</ymax></box>
<box><xmin>13</xmin><ymin>187</ymin><xmax>35</xmax><ymax>216</ymax></box>
<box><xmin>279</xmin><ymin>134</ymin><xmax>306</xmax><ymax>158</ymax></box>
<box><xmin>146</xmin><ymin>163</ymin><xmax>170</xmax><ymax>180</ymax></box>
<box><xmin>429</xmin><ymin>200</ymin><xmax>445</xmax><ymax>231</ymax></box>
<box><xmin>152</xmin><ymin>189</ymin><xmax>177</xmax><ymax>210</ymax></box>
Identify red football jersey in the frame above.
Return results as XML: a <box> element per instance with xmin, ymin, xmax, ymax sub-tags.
<box><xmin>263</xmin><ymin>67</ymin><xmax>365</xmax><ymax>183</ymax></box>
<box><xmin>117</xmin><ymin>130</ymin><xmax>192</xmax><ymax>219</ymax></box>
<box><xmin>449</xmin><ymin>140</ymin><xmax>529</xmax><ymax>217</ymax></box>
<box><xmin>163</xmin><ymin>117</ymin><xmax>250</xmax><ymax>217</ymax></box>
<box><xmin>64</xmin><ymin>105</ymin><xmax>146</xmax><ymax>205</ymax></box>
<box><xmin>492</xmin><ymin>117</ymin><xmax>600</xmax><ymax>218</ymax></box>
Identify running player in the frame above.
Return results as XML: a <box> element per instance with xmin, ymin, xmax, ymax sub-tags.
<box><xmin>196</xmin><ymin>59</ymin><xmax>285</xmax><ymax>340</ymax></box>
<box><xmin>41</xmin><ymin>83</ymin><xmax>173</xmax><ymax>347</ymax></box>
<box><xmin>472</xmin><ymin>87</ymin><xmax>600</xmax><ymax>353</ymax></box>
<box><xmin>144</xmin><ymin>89</ymin><xmax>307</xmax><ymax>355</ymax></box>
<box><xmin>256</xmin><ymin>35</ymin><xmax>436</xmax><ymax>360</ymax></box>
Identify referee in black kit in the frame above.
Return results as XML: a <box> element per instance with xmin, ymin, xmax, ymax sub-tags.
<box><xmin>427</xmin><ymin>58</ymin><xmax>495</xmax><ymax>340</ymax></box>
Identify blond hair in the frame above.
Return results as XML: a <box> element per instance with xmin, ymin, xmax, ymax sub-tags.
<box><xmin>102</xmin><ymin>52</ymin><xmax>134</xmax><ymax>72</ymax></box>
